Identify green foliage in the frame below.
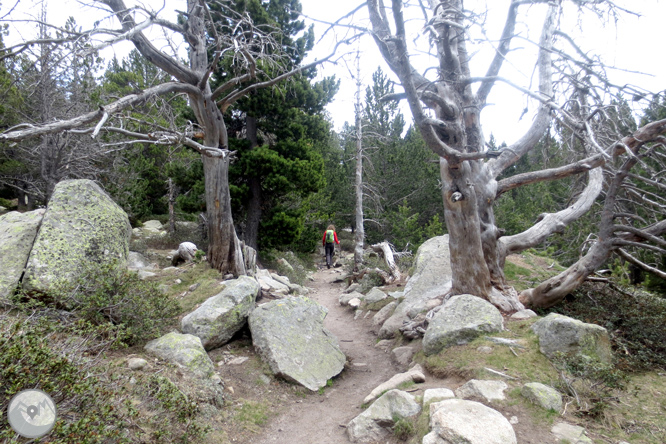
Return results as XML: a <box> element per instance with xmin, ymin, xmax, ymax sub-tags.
<box><xmin>392</xmin><ymin>415</ymin><xmax>415</xmax><ymax>440</ymax></box>
<box><xmin>546</xmin><ymin>282</ymin><xmax>666</xmax><ymax>371</ymax></box>
<box><xmin>38</xmin><ymin>260</ymin><xmax>180</xmax><ymax>345</ymax></box>
<box><xmin>0</xmin><ymin>317</ymin><xmax>132</xmax><ymax>443</ymax></box>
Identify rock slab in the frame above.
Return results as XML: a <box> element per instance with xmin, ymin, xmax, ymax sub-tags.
<box><xmin>347</xmin><ymin>390</ymin><xmax>421</xmax><ymax>443</ymax></box>
<box><xmin>455</xmin><ymin>379</ymin><xmax>508</xmax><ymax>403</ymax></box>
<box><xmin>181</xmin><ymin>276</ymin><xmax>260</xmax><ymax>350</ymax></box>
<box><xmin>423</xmin><ymin>294</ymin><xmax>504</xmax><ymax>355</ymax></box>
<box><xmin>521</xmin><ymin>382</ymin><xmax>563</xmax><ymax>412</ymax></box>
<box><xmin>379</xmin><ymin>235</ymin><xmax>452</xmax><ymax>338</ymax></box>
<box><xmin>144</xmin><ymin>331</ymin><xmax>215</xmax><ymax>377</ymax></box>
<box><xmin>0</xmin><ymin>210</ymin><xmax>45</xmax><ymax>304</ymax></box>
<box><xmin>531</xmin><ymin>313</ymin><xmax>612</xmax><ymax>363</ymax></box>
<box><xmin>249</xmin><ymin>296</ymin><xmax>346</xmax><ymax>391</ymax></box>
<box><xmin>22</xmin><ymin>180</ymin><xmax>131</xmax><ymax>295</ymax></box>
<box><xmin>425</xmin><ymin>398</ymin><xmax>517</xmax><ymax>444</ymax></box>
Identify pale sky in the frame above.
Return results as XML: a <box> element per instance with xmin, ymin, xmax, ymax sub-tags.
<box><xmin>3</xmin><ymin>0</ymin><xmax>665</xmax><ymax>144</ymax></box>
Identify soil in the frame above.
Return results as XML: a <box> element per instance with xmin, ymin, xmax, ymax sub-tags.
<box><xmin>211</xmin><ymin>266</ymin><xmax>558</xmax><ymax>444</ymax></box>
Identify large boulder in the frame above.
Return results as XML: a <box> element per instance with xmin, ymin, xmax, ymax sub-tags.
<box><xmin>127</xmin><ymin>251</ymin><xmax>155</xmax><ymax>270</ymax></box>
<box><xmin>249</xmin><ymin>297</ymin><xmax>346</xmax><ymax>391</ymax></box>
<box><xmin>22</xmin><ymin>180</ymin><xmax>131</xmax><ymax>295</ymax></box>
<box><xmin>379</xmin><ymin>235</ymin><xmax>452</xmax><ymax>338</ymax></box>
<box><xmin>531</xmin><ymin>313</ymin><xmax>612</xmax><ymax>363</ymax></box>
<box><xmin>144</xmin><ymin>331</ymin><xmax>215</xmax><ymax>377</ymax></box>
<box><xmin>347</xmin><ymin>390</ymin><xmax>421</xmax><ymax>443</ymax></box>
<box><xmin>0</xmin><ymin>210</ymin><xmax>45</xmax><ymax>304</ymax></box>
<box><xmin>423</xmin><ymin>294</ymin><xmax>503</xmax><ymax>355</ymax></box>
<box><xmin>425</xmin><ymin>399</ymin><xmax>517</xmax><ymax>444</ymax></box>
<box><xmin>181</xmin><ymin>276</ymin><xmax>260</xmax><ymax>350</ymax></box>
<box><xmin>454</xmin><ymin>379</ymin><xmax>508</xmax><ymax>403</ymax></box>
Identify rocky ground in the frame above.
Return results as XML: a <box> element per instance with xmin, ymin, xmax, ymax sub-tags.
<box><xmin>211</xmin><ymin>265</ymin><xmax>558</xmax><ymax>444</ymax></box>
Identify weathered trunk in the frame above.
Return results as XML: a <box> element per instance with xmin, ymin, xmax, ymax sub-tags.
<box><xmin>167</xmin><ymin>177</ymin><xmax>176</xmax><ymax>234</ymax></box>
<box><xmin>353</xmin><ymin>73</ymin><xmax>365</xmax><ymax>271</ymax></box>
<box><xmin>371</xmin><ymin>242</ymin><xmax>400</xmax><ymax>282</ymax></box>
<box><xmin>202</xmin><ymin>152</ymin><xmax>245</xmax><ymax>275</ymax></box>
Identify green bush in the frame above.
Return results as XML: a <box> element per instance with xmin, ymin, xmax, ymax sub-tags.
<box><xmin>546</xmin><ymin>281</ymin><xmax>666</xmax><ymax>371</ymax></box>
<box><xmin>37</xmin><ymin>260</ymin><xmax>180</xmax><ymax>345</ymax></box>
<box><xmin>0</xmin><ymin>317</ymin><xmax>132</xmax><ymax>443</ymax></box>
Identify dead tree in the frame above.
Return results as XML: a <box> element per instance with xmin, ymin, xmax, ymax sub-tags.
<box><xmin>363</xmin><ymin>0</ymin><xmax>666</xmax><ymax>309</ymax></box>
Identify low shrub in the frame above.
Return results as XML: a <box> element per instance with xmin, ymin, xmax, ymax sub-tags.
<box><xmin>546</xmin><ymin>281</ymin><xmax>666</xmax><ymax>371</ymax></box>
<box><xmin>21</xmin><ymin>260</ymin><xmax>180</xmax><ymax>346</ymax></box>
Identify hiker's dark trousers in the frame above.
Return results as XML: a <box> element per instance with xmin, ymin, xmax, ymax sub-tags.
<box><xmin>325</xmin><ymin>243</ymin><xmax>334</xmax><ymax>268</ymax></box>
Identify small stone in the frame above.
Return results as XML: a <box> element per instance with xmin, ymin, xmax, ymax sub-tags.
<box><xmin>348</xmin><ymin>298</ymin><xmax>361</xmax><ymax>309</ymax></box>
<box><xmin>224</xmin><ymin>274</ymin><xmax>235</xmax><ymax>280</ymax></box>
<box><xmin>511</xmin><ymin>309</ymin><xmax>537</xmax><ymax>320</ymax></box>
<box><xmin>211</xmin><ymin>374</ymin><xmax>222</xmax><ymax>384</ymax></box>
<box><xmin>510</xmin><ymin>416</ymin><xmax>519</xmax><ymax>425</ymax></box>
<box><xmin>423</xmin><ymin>388</ymin><xmax>455</xmax><ymax>405</ymax></box>
<box><xmin>175</xmin><ymin>278</ymin><xmax>182</xmax><ymax>284</ymax></box>
<box><xmin>258</xmin><ymin>374</ymin><xmax>271</xmax><ymax>385</ymax></box>
<box><xmin>354</xmin><ymin>310</ymin><xmax>364</xmax><ymax>320</ymax></box>
<box><xmin>128</xmin><ymin>357</ymin><xmax>148</xmax><ymax>370</ymax></box>
<box><xmin>189</xmin><ymin>283</ymin><xmax>200</xmax><ymax>292</ymax></box>
<box><xmin>129</xmin><ymin>377</ymin><xmax>137</xmax><ymax>384</ymax></box>
<box><xmin>477</xmin><ymin>346</ymin><xmax>493</xmax><ymax>354</ymax></box>
<box><xmin>227</xmin><ymin>386</ymin><xmax>235</xmax><ymax>394</ymax></box>
<box><xmin>227</xmin><ymin>356</ymin><xmax>249</xmax><ymax>365</ymax></box>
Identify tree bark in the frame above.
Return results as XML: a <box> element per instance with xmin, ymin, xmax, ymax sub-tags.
<box><xmin>354</xmin><ymin>64</ymin><xmax>365</xmax><ymax>271</ymax></box>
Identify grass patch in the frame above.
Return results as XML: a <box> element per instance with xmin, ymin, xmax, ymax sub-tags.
<box><xmin>161</xmin><ymin>262</ymin><xmax>224</xmax><ymax>314</ymax></box>
<box><xmin>235</xmin><ymin>399</ymin><xmax>270</xmax><ymax>432</ymax></box>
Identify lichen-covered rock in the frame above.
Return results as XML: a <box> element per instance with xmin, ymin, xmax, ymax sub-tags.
<box><xmin>423</xmin><ymin>295</ymin><xmax>503</xmax><ymax>355</ymax></box>
<box><xmin>454</xmin><ymin>379</ymin><xmax>508</xmax><ymax>403</ymax></box>
<box><xmin>426</xmin><ymin>399</ymin><xmax>517</xmax><ymax>444</ymax></box>
<box><xmin>181</xmin><ymin>276</ymin><xmax>260</xmax><ymax>350</ymax></box>
<box><xmin>249</xmin><ymin>297</ymin><xmax>346</xmax><ymax>391</ymax></box>
<box><xmin>347</xmin><ymin>390</ymin><xmax>421</xmax><ymax>443</ymax></box>
<box><xmin>144</xmin><ymin>331</ymin><xmax>215</xmax><ymax>377</ymax></box>
<box><xmin>551</xmin><ymin>422</ymin><xmax>593</xmax><ymax>444</ymax></box>
<box><xmin>521</xmin><ymin>382</ymin><xmax>562</xmax><ymax>412</ymax></box>
<box><xmin>379</xmin><ymin>235</ymin><xmax>452</xmax><ymax>338</ymax></box>
<box><xmin>0</xmin><ymin>210</ymin><xmax>45</xmax><ymax>304</ymax></box>
<box><xmin>361</xmin><ymin>287</ymin><xmax>389</xmax><ymax>310</ymax></box>
<box><xmin>531</xmin><ymin>313</ymin><xmax>612</xmax><ymax>363</ymax></box>
<box><xmin>22</xmin><ymin>180</ymin><xmax>131</xmax><ymax>295</ymax></box>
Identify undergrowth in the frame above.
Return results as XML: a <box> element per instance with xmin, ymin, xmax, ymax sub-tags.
<box><xmin>545</xmin><ymin>281</ymin><xmax>666</xmax><ymax>371</ymax></box>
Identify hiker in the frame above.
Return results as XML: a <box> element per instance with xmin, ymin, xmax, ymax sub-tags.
<box><xmin>322</xmin><ymin>224</ymin><xmax>340</xmax><ymax>269</ymax></box>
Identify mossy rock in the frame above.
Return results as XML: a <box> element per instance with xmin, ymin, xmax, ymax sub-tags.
<box><xmin>22</xmin><ymin>180</ymin><xmax>131</xmax><ymax>297</ymax></box>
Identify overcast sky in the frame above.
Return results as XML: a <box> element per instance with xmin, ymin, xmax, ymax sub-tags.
<box><xmin>3</xmin><ymin>0</ymin><xmax>665</xmax><ymax>144</ymax></box>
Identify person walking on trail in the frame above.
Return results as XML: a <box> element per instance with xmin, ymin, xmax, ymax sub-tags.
<box><xmin>322</xmin><ymin>224</ymin><xmax>340</xmax><ymax>269</ymax></box>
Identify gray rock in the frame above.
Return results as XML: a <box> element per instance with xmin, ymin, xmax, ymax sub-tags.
<box><xmin>347</xmin><ymin>390</ymin><xmax>421</xmax><ymax>443</ymax></box>
<box><xmin>128</xmin><ymin>358</ymin><xmax>148</xmax><ymax>370</ymax></box>
<box><xmin>348</xmin><ymin>297</ymin><xmax>362</xmax><ymax>309</ymax></box>
<box><xmin>372</xmin><ymin>301</ymin><xmax>397</xmax><ymax>333</ymax></box>
<box><xmin>172</xmin><ymin>241</ymin><xmax>197</xmax><ymax>265</ymax></box>
<box><xmin>142</xmin><ymin>220</ymin><xmax>163</xmax><ymax>231</ymax></box>
<box><xmin>391</xmin><ymin>346</ymin><xmax>416</xmax><ymax>370</ymax></box>
<box><xmin>363</xmin><ymin>364</ymin><xmax>426</xmax><ymax>405</ymax></box>
<box><xmin>128</xmin><ymin>251</ymin><xmax>155</xmax><ymax>270</ymax></box>
<box><xmin>531</xmin><ymin>313</ymin><xmax>612</xmax><ymax>363</ymax></box>
<box><xmin>361</xmin><ymin>287</ymin><xmax>388</xmax><ymax>310</ymax></box>
<box><xmin>426</xmin><ymin>399</ymin><xmax>517</xmax><ymax>444</ymax></box>
<box><xmin>423</xmin><ymin>295</ymin><xmax>503</xmax><ymax>355</ymax></box>
<box><xmin>137</xmin><ymin>270</ymin><xmax>156</xmax><ymax>280</ymax></box>
<box><xmin>22</xmin><ymin>180</ymin><xmax>131</xmax><ymax>296</ymax></box>
<box><xmin>551</xmin><ymin>422</ymin><xmax>593</xmax><ymax>444</ymax></box>
<box><xmin>521</xmin><ymin>382</ymin><xmax>562</xmax><ymax>412</ymax></box>
<box><xmin>379</xmin><ymin>235</ymin><xmax>452</xmax><ymax>339</ymax></box>
<box><xmin>256</xmin><ymin>269</ymin><xmax>290</xmax><ymax>294</ymax></box>
<box><xmin>511</xmin><ymin>309</ymin><xmax>537</xmax><ymax>320</ymax></box>
<box><xmin>144</xmin><ymin>331</ymin><xmax>215</xmax><ymax>377</ymax></box>
<box><xmin>344</xmin><ymin>283</ymin><xmax>361</xmax><ymax>294</ymax></box>
<box><xmin>0</xmin><ymin>205</ymin><xmax>7</xmax><ymax>214</ymax></box>
<box><xmin>423</xmin><ymin>388</ymin><xmax>455</xmax><ymax>405</ymax></box>
<box><xmin>454</xmin><ymin>379</ymin><xmax>508</xmax><ymax>403</ymax></box>
<box><xmin>340</xmin><ymin>291</ymin><xmax>364</xmax><ymax>306</ymax></box>
<box><xmin>249</xmin><ymin>297</ymin><xmax>346</xmax><ymax>391</ymax></box>
<box><xmin>0</xmin><ymin>210</ymin><xmax>45</xmax><ymax>304</ymax></box>
<box><xmin>181</xmin><ymin>276</ymin><xmax>260</xmax><ymax>350</ymax></box>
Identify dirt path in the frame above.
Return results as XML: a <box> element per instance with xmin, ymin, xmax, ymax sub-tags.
<box><xmin>253</xmin><ymin>267</ymin><xmax>401</xmax><ymax>444</ymax></box>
